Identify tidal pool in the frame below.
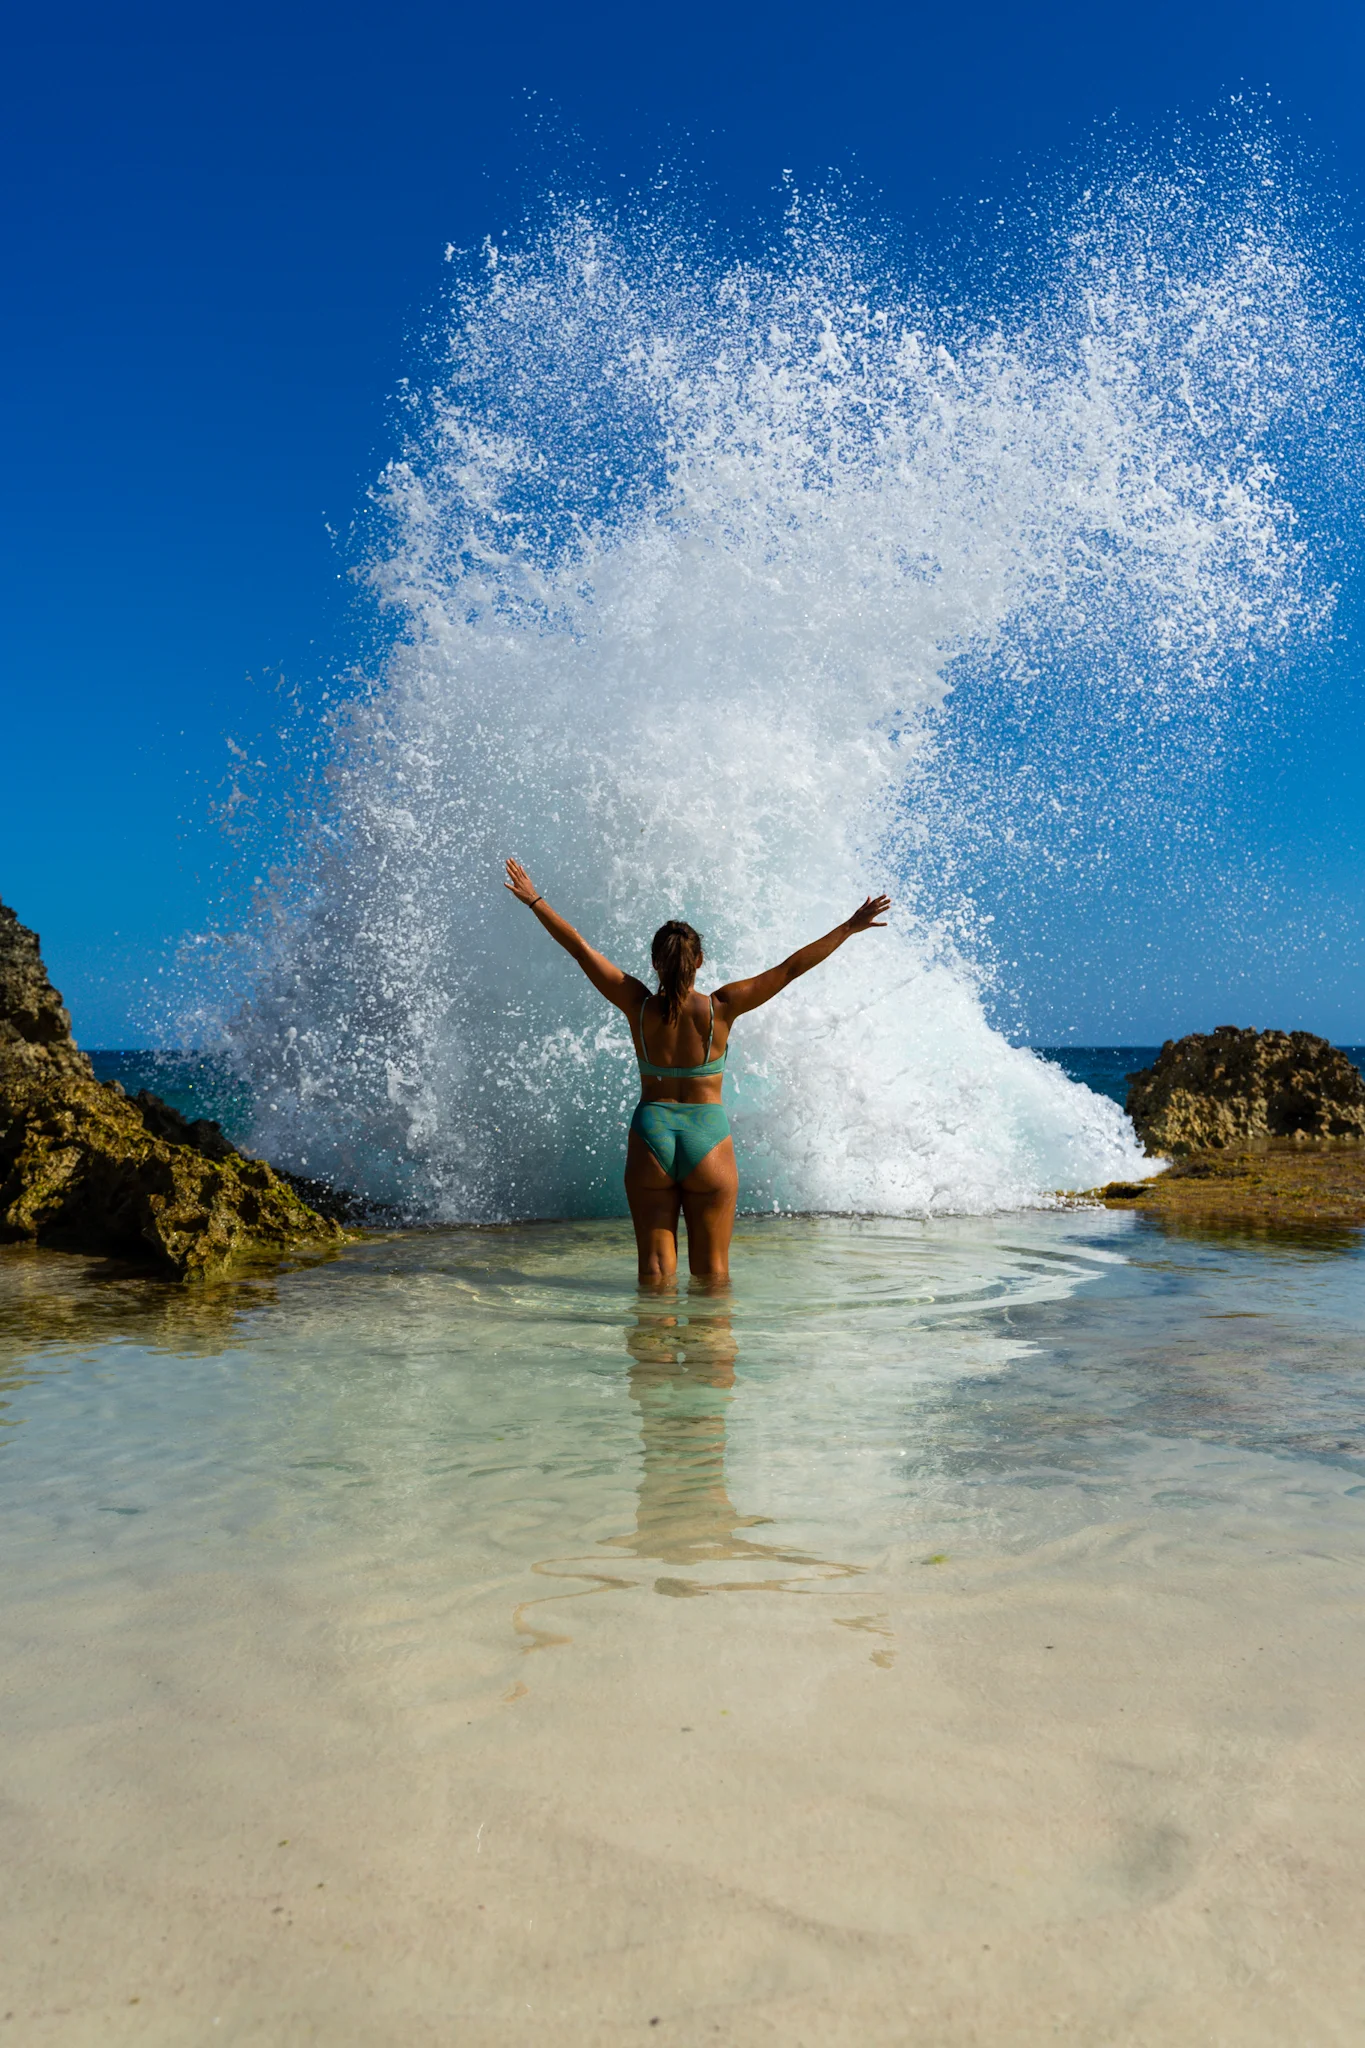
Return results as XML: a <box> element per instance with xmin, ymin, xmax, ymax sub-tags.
<box><xmin>2</xmin><ymin>1212</ymin><xmax>1363</xmax><ymax>2043</ymax></box>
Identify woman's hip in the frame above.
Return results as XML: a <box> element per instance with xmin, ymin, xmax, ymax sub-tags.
<box><xmin>629</xmin><ymin>1100</ymin><xmax>732</xmax><ymax>1184</ymax></box>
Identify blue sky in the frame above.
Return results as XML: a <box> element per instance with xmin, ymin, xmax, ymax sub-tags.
<box><xmin>3</xmin><ymin>0</ymin><xmax>1363</xmax><ymax>1046</ymax></box>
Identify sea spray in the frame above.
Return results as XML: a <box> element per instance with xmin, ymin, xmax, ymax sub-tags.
<box><xmin>219</xmin><ymin>165</ymin><xmax>1337</xmax><ymax>1220</ymax></box>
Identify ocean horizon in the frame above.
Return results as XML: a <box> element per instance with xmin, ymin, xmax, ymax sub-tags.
<box><xmin>85</xmin><ymin>1043</ymin><xmax>1365</xmax><ymax>1173</ymax></box>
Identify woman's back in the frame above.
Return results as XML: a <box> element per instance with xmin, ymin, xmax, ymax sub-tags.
<box><xmin>635</xmin><ymin>988</ymin><xmax>729</xmax><ymax>1100</ymax></box>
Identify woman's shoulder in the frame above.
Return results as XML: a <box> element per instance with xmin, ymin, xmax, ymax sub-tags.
<box><xmin>699</xmin><ymin>988</ymin><xmax>729</xmax><ymax>1033</ymax></box>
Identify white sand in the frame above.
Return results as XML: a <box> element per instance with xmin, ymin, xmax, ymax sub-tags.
<box><xmin>4</xmin><ymin>1517</ymin><xmax>1364</xmax><ymax>2044</ymax></box>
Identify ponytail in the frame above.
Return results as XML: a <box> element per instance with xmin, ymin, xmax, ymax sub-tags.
<box><xmin>651</xmin><ymin>921</ymin><xmax>703</xmax><ymax>1025</ymax></box>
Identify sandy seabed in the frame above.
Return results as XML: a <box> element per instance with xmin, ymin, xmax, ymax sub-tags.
<box><xmin>2</xmin><ymin>1218</ymin><xmax>1363</xmax><ymax>2044</ymax></box>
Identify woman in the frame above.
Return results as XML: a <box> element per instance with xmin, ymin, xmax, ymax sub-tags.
<box><xmin>504</xmin><ymin>857</ymin><xmax>891</xmax><ymax>1283</ymax></box>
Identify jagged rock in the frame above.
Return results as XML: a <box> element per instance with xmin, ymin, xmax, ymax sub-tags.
<box><xmin>0</xmin><ymin>898</ymin><xmax>94</xmax><ymax>1088</ymax></box>
<box><xmin>1126</xmin><ymin>1026</ymin><xmax>1365</xmax><ymax>1156</ymax></box>
<box><xmin>0</xmin><ymin>897</ymin><xmax>345</xmax><ymax>1279</ymax></box>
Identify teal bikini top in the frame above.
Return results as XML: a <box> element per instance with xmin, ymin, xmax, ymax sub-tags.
<box><xmin>636</xmin><ymin>993</ymin><xmax>728</xmax><ymax>1080</ymax></box>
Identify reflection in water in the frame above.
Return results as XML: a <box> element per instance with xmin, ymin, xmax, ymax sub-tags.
<box><xmin>0</xmin><ymin>1243</ymin><xmax>266</xmax><ymax>1363</ymax></box>
<box><xmin>1139</xmin><ymin>1210</ymin><xmax>1364</xmax><ymax>1256</ymax></box>
<box><xmin>0</xmin><ymin>1245</ymin><xmax>264</xmax><ymax>1450</ymax></box>
<box><xmin>514</xmin><ymin>1290</ymin><xmax>879</xmax><ymax>1662</ymax></box>
<box><xmin>612</xmin><ymin>1297</ymin><xmax>775</xmax><ymax>1569</ymax></box>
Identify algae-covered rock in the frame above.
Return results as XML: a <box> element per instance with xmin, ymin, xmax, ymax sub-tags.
<box><xmin>0</xmin><ymin>898</ymin><xmax>344</xmax><ymax>1279</ymax></box>
<box><xmin>1096</xmin><ymin>1140</ymin><xmax>1365</xmax><ymax>1231</ymax></box>
<box><xmin>1126</xmin><ymin>1026</ymin><xmax>1365</xmax><ymax>1156</ymax></box>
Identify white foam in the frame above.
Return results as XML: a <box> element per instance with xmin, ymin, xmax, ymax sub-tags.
<box><xmin>219</xmin><ymin>179</ymin><xmax>1330</xmax><ymax>1218</ymax></box>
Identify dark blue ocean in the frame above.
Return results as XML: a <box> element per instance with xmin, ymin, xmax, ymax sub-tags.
<box><xmin>88</xmin><ymin>1046</ymin><xmax>1365</xmax><ymax>1156</ymax></box>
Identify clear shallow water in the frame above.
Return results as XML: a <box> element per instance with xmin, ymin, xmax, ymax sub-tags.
<box><xmin>4</xmin><ymin>1210</ymin><xmax>1363</xmax><ymax>1583</ymax></box>
<box><xmin>4</xmin><ymin>1215</ymin><xmax>1364</xmax><ymax>2042</ymax></box>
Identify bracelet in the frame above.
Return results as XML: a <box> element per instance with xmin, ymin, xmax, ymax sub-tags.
<box><xmin>528</xmin><ymin>895</ymin><xmax>543</xmax><ymax>909</ymax></box>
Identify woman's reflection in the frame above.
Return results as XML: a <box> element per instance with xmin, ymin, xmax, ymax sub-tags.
<box><xmin>605</xmin><ymin>1292</ymin><xmax>853</xmax><ymax>1581</ymax></box>
<box><xmin>513</xmin><ymin>1289</ymin><xmax>877</xmax><ymax>1658</ymax></box>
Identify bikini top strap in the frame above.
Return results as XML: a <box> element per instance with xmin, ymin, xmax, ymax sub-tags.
<box><xmin>637</xmin><ymin>991</ymin><xmax>653</xmax><ymax>1067</ymax></box>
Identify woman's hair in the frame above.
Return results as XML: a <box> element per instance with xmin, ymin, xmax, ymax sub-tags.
<box><xmin>651</xmin><ymin>920</ymin><xmax>703</xmax><ymax>1024</ymax></box>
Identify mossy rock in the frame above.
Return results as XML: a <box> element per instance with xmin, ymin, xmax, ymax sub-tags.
<box><xmin>1093</xmin><ymin>1139</ymin><xmax>1365</xmax><ymax>1230</ymax></box>
<box><xmin>0</xmin><ymin>1070</ymin><xmax>345</xmax><ymax>1279</ymax></box>
<box><xmin>0</xmin><ymin>897</ymin><xmax>345</xmax><ymax>1280</ymax></box>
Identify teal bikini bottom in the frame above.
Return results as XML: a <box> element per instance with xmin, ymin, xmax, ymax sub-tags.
<box><xmin>631</xmin><ymin>1100</ymin><xmax>731</xmax><ymax>1183</ymax></box>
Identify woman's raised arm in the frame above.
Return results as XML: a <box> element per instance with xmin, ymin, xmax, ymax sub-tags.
<box><xmin>504</xmin><ymin>858</ymin><xmax>646</xmax><ymax>1013</ymax></box>
<box><xmin>713</xmin><ymin>894</ymin><xmax>891</xmax><ymax>1019</ymax></box>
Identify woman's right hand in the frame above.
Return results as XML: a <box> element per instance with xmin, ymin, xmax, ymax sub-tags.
<box><xmin>845</xmin><ymin>893</ymin><xmax>891</xmax><ymax>932</ymax></box>
<box><xmin>504</xmin><ymin>857</ymin><xmax>541</xmax><ymax>906</ymax></box>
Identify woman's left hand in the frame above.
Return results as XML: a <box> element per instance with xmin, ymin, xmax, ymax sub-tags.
<box><xmin>504</xmin><ymin>858</ymin><xmax>541</xmax><ymax>905</ymax></box>
<box><xmin>845</xmin><ymin>893</ymin><xmax>891</xmax><ymax>932</ymax></box>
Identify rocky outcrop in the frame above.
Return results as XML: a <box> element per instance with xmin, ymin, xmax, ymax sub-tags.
<box><xmin>1126</xmin><ymin>1027</ymin><xmax>1365</xmax><ymax>1156</ymax></box>
<box><xmin>0</xmin><ymin>898</ymin><xmax>344</xmax><ymax>1279</ymax></box>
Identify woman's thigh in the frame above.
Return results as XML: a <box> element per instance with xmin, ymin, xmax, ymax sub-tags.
<box><xmin>625</xmin><ymin>1129</ymin><xmax>683</xmax><ymax>1278</ymax></box>
<box><xmin>679</xmin><ymin>1136</ymin><xmax>738</xmax><ymax>1280</ymax></box>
